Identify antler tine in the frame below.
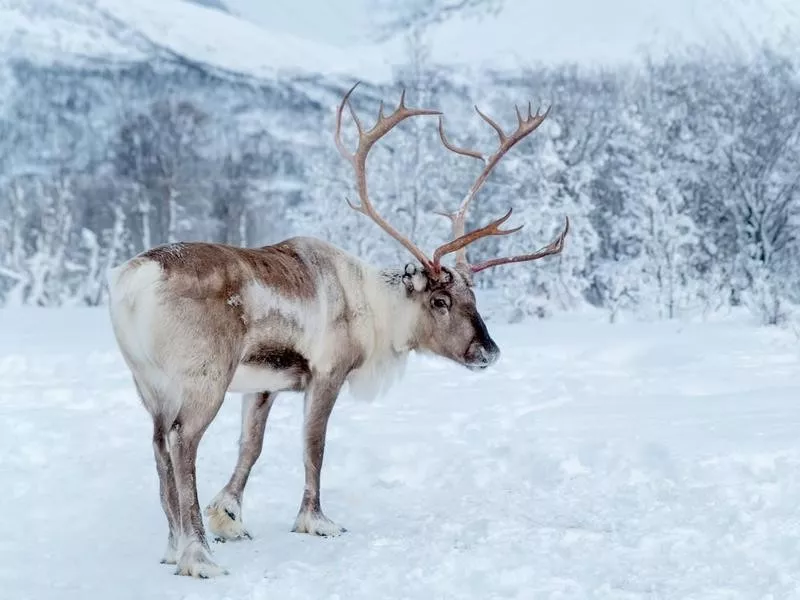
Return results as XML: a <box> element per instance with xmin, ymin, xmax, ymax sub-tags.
<box><xmin>432</xmin><ymin>208</ymin><xmax>522</xmax><ymax>267</ymax></box>
<box><xmin>347</xmin><ymin>99</ymin><xmax>365</xmax><ymax>135</ymax></box>
<box><xmin>438</xmin><ymin>116</ymin><xmax>485</xmax><ymax>163</ymax></box>
<box><xmin>334</xmin><ymin>82</ymin><xmax>442</xmax><ymax>270</ymax></box>
<box><xmin>334</xmin><ymin>81</ymin><xmax>361</xmax><ymax>164</ymax></box>
<box><xmin>430</xmin><ymin>99</ymin><xmax>554</xmax><ymax>274</ymax></box>
<box><xmin>469</xmin><ymin>216</ymin><xmax>570</xmax><ymax>274</ymax></box>
<box><xmin>475</xmin><ymin>105</ymin><xmax>507</xmax><ymax>143</ymax></box>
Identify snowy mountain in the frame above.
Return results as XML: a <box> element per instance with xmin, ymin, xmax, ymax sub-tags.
<box><xmin>0</xmin><ymin>0</ymin><xmax>393</xmax><ymax>180</ymax></box>
<box><xmin>2</xmin><ymin>0</ymin><xmax>798</xmax><ymax>81</ymax></box>
<box><xmin>382</xmin><ymin>0</ymin><xmax>800</xmax><ymax>68</ymax></box>
<box><xmin>226</xmin><ymin>0</ymin><xmax>800</xmax><ymax>69</ymax></box>
<box><xmin>184</xmin><ymin>0</ymin><xmax>229</xmax><ymax>14</ymax></box>
<box><xmin>0</xmin><ymin>0</ymin><xmax>389</xmax><ymax>80</ymax></box>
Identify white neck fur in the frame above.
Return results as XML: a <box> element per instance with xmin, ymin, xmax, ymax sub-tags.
<box><xmin>344</xmin><ymin>267</ymin><xmax>421</xmax><ymax>402</ymax></box>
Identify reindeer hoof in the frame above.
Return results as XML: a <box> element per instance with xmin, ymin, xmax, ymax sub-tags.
<box><xmin>175</xmin><ymin>541</ymin><xmax>228</xmax><ymax>578</ymax></box>
<box><xmin>206</xmin><ymin>491</ymin><xmax>251</xmax><ymax>542</ymax></box>
<box><xmin>159</xmin><ymin>533</ymin><xmax>179</xmax><ymax>564</ymax></box>
<box><xmin>292</xmin><ymin>510</ymin><xmax>347</xmax><ymax>537</ymax></box>
<box><xmin>160</xmin><ymin>544</ymin><xmax>179</xmax><ymax>565</ymax></box>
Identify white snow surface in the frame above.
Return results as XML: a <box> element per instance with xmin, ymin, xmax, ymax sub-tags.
<box><xmin>2</xmin><ymin>308</ymin><xmax>800</xmax><ymax>598</ymax></box>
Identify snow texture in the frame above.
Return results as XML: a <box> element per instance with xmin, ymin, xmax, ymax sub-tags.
<box><xmin>2</xmin><ymin>307</ymin><xmax>800</xmax><ymax>598</ymax></box>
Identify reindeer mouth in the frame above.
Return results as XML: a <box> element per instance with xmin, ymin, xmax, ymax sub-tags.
<box><xmin>463</xmin><ymin>341</ymin><xmax>500</xmax><ymax>370</ymax></box>
<box><xmin>466</xmin><ymin>362</ymin><xmax>490</xmax><ymax>371</ymax></box>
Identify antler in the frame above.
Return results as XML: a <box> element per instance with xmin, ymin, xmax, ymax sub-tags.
<box><xmin>334</xmin><ymin>81</ymin><xmax>441</xmax><ymax>271</ymax></box>
<box><xmin>432</xmin><ymin>101</ymin><xmax>569</xmax><ymax>274</ymax></box>
<box><xmin>333</xmin><ymin>84</ymin><xmax>568</xmax><ymax>280</ymax></box>
<box><xmin>469</xmin><ymin>216</ymin><xmax>570</xmax><ymax>273</ymax></box>
<box><xmin>432</xmin><ymin>207</ymin><xmax>521</xmax><ymax>267</ymax></box>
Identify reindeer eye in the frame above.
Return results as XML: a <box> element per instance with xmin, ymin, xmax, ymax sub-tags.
<box><xmin>431</xmin><ymin>296</ymin><xmax>450</xmax><ymax>310</ymax></box>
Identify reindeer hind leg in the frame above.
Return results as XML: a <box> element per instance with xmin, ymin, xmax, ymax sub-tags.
<box><xmin>169</xmin><ymin>377</ymin><xmax>229</xmax><ymax>578</ymax></box>
<box><xmin>152</xmin><ymin>418</ymin><xmax>180</xmax><ymax>564</ymax></box>
<box><xmin>132</xmin><ymin>376</ymin><xmax>181</xmax><ymax>565</ymax></box>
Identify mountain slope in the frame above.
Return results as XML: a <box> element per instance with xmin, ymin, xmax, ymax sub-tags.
<box><xmin>227</xmin><ymin>0</ymin><xmax>800</xmax><ymax>70</ymax></box>
<box><xmin>0</xmin><ymin>0</ymin><xmax>389</xmax><ymax>80</ymax></box>
<box><xmin>2</xmin><ymin>0</ymin><xmax>797</xmax><ymax>83</ymax></box>
<box><xmin>184</xmin><ymin>0</ymin><xmax>229</xmax><ymax>14</ymax></box>
<box><xmin>379</xmin><ymin>0</ymin><xmax>800</xmax><ymax>69</ymax></box>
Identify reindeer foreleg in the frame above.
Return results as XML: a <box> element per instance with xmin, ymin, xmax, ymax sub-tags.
<box><xmin>292</xmin><ymin>371</ymin><xmax>347</xmax><ymax>536</ymax></box>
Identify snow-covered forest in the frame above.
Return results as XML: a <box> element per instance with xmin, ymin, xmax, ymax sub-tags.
<box><xmin>1</xmin><ymin>2</ymin><xmax>798</xmax><ymax>326</ymax></box>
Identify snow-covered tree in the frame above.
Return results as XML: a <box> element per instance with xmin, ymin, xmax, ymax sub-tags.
<box><xmin>1</xmin><ymin>37</ymin><xmax>799</xmax><ymax>325</ymax></box>
<box><xmin>111</xmin><ymin>98</ymin><xmax>210</xmax><ymax>249</ymax></box>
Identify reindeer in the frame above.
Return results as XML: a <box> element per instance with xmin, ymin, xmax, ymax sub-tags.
<box><xmin>107</xmin><ymin>82</ymin><xmax>568</xmax><ymax>578</ymax></box>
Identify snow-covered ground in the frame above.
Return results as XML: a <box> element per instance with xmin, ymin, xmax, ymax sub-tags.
<box><xmin>2</xmin><ymin>308</ymin><xmax>800</xmax><ymax>599</ymax></box>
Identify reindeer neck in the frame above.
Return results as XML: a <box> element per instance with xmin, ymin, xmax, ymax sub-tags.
<box><xmin>361</xmin><ymin>266</ymin><xmax>422</xmax><ymax>355</ymax></box>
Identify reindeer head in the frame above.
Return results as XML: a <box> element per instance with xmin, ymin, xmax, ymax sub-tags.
<box><xmin>399</xmin><ymin>262</ymin><xmax>498</xmax><ymax>370</ymax></box>
<box><xmin>334</xmin><ymin>82</ymin><xmax>570</xmax><ymax>371</ymax></box>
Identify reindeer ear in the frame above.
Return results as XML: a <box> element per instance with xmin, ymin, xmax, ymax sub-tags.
<box><xmin>402</xmin><ymin>263</ymin><xmax>428</xmax><ymax>294</ymax></box>
<box><xmin>453</xmin><ymin>263</ymin><xmax>474</xmax><ymax>287</ymax></box>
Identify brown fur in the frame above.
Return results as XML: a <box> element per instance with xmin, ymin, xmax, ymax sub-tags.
<box><xmin>142</xmin><ymin>239</ymin><xmax>316</xmax><ymax>302</ymax></box>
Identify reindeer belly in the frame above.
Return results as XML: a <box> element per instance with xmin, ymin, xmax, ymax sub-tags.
<box><xmin>228</xmin><ymin>344</ymin><xmax>311</xmax><ymax>394</ymax></box>
<box><xmin>228</xmin><ymin>365</ymin><xmax>299</xmax><ymax>393</ymax></box>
